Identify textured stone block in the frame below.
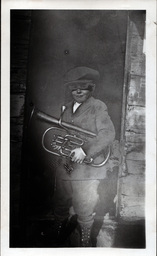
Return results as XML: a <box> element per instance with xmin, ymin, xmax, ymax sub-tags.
<box><xmin>125</xmin><ymin>142</ymin><xmax>145</xmax><ymax>158</ymax></box>
<box><xmin>128</xmin><ymin>75</ymin><xmax>145</xmax><ymax>106</ymax></box>
<box><xmin>126</xmin><ymin>151</ymin><xmax>145</xmax><ymax>161</ymax></box>
<box><xmin>126</xmin><ymin>106</ymin><xmax>145</xmax><ymax>133</ymax></box>
<box><xmin>121</xmin><ymin>174</ymin><xmax>145</xmax><ymax>197</ymax></box>
<box><xmin>130</xmin><ymin>55</ymin><xmax>145</xmax><ymax>76</ymax></box>
<box><xmin>126</xmin><ymin>159</ymin><xmax>145</xmax><ymax>174</ymax></box>
<box><xmin>125</xmin><ymin>131</ymin><xmax>145</xmax><ymax>143</ymax></box>
<box><xmin>119</xmin><ymin>172</ymin><xmax>145</xmax><ymax>219</ymax></box>
<box><xmin>129</xmin><ymin>35</ymin><xmax>143</xmax><ymax>57</ymax></box>
<box><xmin>120</xmin><ymin>194</ymin><xmax>145</xmax><ymax>219</ymax></box>
<box><xmin>125</xmin><ymin>130</ymin><xmax>145</xmax><ymax>156</ymax></box>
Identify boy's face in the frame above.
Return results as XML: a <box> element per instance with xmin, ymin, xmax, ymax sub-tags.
<box><xmin>71</xmin><ymin>88</ymin><xmax>91</xmax><ymax>103</ymax></box>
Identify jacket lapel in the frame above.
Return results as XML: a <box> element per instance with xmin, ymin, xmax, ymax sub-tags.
<box><xmin>64</xmin><ymin>101</ymin><xmax>73</xmax><ymax>117</ymax></box>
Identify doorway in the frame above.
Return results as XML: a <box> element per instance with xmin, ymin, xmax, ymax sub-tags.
<box><xmin>25</xmin><ymin>9</ymin><xmax>127</xmax><ymax>219</ymax></box>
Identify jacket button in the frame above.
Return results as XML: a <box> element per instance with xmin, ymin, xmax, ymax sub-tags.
<box><xmin>71</xmin><ymin>120</ymin><xmax>74</xmax><ymax>123</ymax></box>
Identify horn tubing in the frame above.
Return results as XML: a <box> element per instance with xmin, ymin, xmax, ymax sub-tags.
<box><xmin>36</xmin><ymin>110</ymin><xmax>96</xmax><ymax>138</ymax></box>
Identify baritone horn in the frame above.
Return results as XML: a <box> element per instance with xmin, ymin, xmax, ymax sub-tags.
<box><xmin>36</xmin><ymin>109</ymin><xmax>110</xmax><ymax>167</ymax></box>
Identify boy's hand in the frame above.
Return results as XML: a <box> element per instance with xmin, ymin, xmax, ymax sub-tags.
<box><xmin>70</xmin><ymin>148</ymin><xmax>86</xmax><ymax>164</ymax></box>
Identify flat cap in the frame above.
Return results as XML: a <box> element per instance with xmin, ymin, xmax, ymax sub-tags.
<box><xmin>64</xmin><ymin>66</ymin><xmax>100</xmax><ymax>91</ymax></box>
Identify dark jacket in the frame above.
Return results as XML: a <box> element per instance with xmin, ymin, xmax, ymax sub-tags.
<box><xmin>56</xmin><ymin>96</ymin><xmax>115</xmax><ymax>180</ymax></box>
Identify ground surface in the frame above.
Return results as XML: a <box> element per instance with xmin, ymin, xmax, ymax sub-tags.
<box><xmin>10</xmin><ymin>216</ymin><xmax>145</xmax><ymax>248</ymax></box>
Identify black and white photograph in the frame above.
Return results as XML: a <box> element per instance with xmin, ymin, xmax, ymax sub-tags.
<box><xmin>1</xmin><ymin>1</ymin><xmax>156</xmax><ymax>256</ymax></box>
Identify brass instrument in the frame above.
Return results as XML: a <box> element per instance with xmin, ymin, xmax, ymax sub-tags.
<box><xmin>36</xmin><ymin>110</ymin><xmax>110</xmax><ymax>167</ymax></box>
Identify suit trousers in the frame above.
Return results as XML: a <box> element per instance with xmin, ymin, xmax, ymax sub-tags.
<box><xmin>54</xmin><ymin>178</ymin><xmax>100</xmax><ymax>228</ymax></box>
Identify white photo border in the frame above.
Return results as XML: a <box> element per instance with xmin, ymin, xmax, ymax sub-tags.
<box><xmin>1</xmin><ymin>0</ymin><xmax>156</xmax><ymax>256</ymax></box>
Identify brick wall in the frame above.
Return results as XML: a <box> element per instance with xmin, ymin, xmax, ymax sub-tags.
<box><xmin>118</xmin><ymin>11</ymin><xmax>146</xmax><ymax>221</ymax></box>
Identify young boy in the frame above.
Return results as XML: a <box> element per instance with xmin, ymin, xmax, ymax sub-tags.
<box><xmin>53</xmin><ymin>66</ymin><xmax>115</xmax><ymax>247</ymax></box>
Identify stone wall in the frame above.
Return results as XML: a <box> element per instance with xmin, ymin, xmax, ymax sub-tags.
<box><xmin>118</xmin><ymin>11</ymin><xmax>146</xmax><ymax>221</ymax></box>
<box><xmin>10</xmin><ymin>11</ymin><xmax>31</xmax><ymax>242</ymax></box>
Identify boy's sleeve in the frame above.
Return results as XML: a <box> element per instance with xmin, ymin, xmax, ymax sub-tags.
<box><xmin>82</xmin><ymin>103</ymin><xmax>115</xmax><ymax>159</ymax></box>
